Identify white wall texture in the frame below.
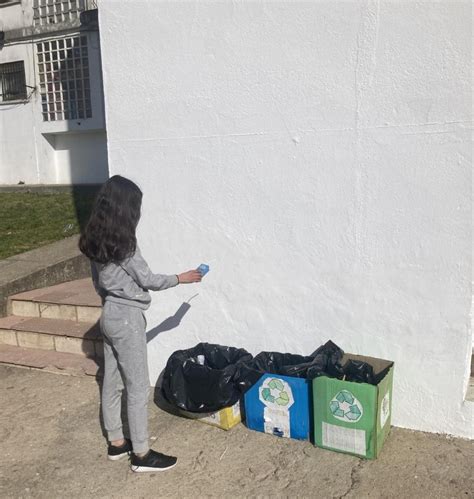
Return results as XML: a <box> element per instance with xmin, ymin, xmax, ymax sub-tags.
<box><xmin>0</xmin><ymin>41</ymin><xmax>46</xmax><ymax>184</ymax></box>
<box><xmin>49</xmin><ymin>131</ymin><xmax>108</xmax><ymax>183</ymax></box>
<box><xmin>99</xmin><ymin>1</ymin><xmax>473</xmax><ymax>438</ymax></box>
<box><xmin>0</xmin><ymin>0</ymin><xmax>33</xmax><ymax>32</ymax></box>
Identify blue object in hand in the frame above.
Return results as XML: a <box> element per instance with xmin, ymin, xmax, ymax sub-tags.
<box><xmin>197</xmin><ymin>264</ymin><xmax>209</xmax><ymax>276</ymax></box>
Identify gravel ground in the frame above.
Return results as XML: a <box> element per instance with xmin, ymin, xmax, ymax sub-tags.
<box><xmin>0</xmin><ymin>365</ymin><xmax>473</xmax><ymax>498</ymax></box>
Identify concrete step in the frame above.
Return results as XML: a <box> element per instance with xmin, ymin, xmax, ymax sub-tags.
<box><xmin>0</xmin><ymin>344</ymin><xmax>100</xmax><ymax>377</ymax></box>
<box><xmin>0</xmin><ymin>315</ymin><xmax>102</xmax><ymax>358</ymax></box>
<box><xmin>0</xmin><ymin>234</ymin><xmax>91</xmax><ymax>317</ymax></box>
<box><xmin>9</xmin><ymin>278</ymin><xmax>101</xmax><ymax>322</ymax></box>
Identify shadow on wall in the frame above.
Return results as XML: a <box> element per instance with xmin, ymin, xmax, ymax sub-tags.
<box><xmin>146</xmin><ymin>302</ymin><xmax>193</xmax><ymax>343</ymax></box>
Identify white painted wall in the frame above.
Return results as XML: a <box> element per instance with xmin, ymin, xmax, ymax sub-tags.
<box><xmin>99</xmin><ymin>1</ymin><xmax>473</xmax><ymax>438</ymax></box>
<box><xmin>0</xmin><ymin>42</ymin><xmax>44</xmax><ymax>184</ymax></box>
<box><xmin>0</xmin><ymin>0</ymin><xmax>33</xmax><ymax>32</ymax></box>
<box><xmin>49</xmin><ymin>131</ymin><xmax>108</xmax><ymax>183</ymax></box>
<box><xmin>0</xmin><ymin>0</ymin><xmax>108</xmax><ymax>184</ymax></box>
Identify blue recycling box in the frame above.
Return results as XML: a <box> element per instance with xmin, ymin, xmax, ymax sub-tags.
<box><xmin>244</xmin><ymin>373</ymin><xmax>311</xmax><ymax>440</ymax></box>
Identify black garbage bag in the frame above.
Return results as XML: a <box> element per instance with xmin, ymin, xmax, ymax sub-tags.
<box><xmin>248</xmin><ymin>351</ymin><xmax>322</xmax><ymax>379</ymax></box>
<box><xmin>342</xmin><ymin>359</ymin><xmax>392</xmax><ymax>385</ymax></box>
<box><xmin>161</xmin><ymin>342</ymin><xmax>254</xmax><ymax>413</ymax></box>
<box><xmin>342</xmin><ymin>359</ymin><xmax>375</xmax><ymax>384</ymax></box>
<box><xmin>311</xmin><ymin>340</ymin><xmax>387</xmax><ymax>385</ymax></box>
<box><xmin>309</xmin><ymin>340</ymin><xmax>345</xmax><ymax>379</ymax></box>
<box><xmin>246</xmin><ymin>340</ymin><xmax>345</xmax><ymax>380</ymax></box>
<box><xmin>249</xmin><ymin>340</ymin><xmax>385</xmax><ymax>385</ymax></box>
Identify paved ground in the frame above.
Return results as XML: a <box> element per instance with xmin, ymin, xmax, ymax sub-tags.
<box><xmin>0</xmin><ymin>365</ymin><xmax>472</xmax><ymax>499</ymax></box>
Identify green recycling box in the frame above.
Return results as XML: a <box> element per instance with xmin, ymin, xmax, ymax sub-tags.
<box><xmin>312</xmin><ymin>354</ymin><xmax>394</xmax><ymax>459</ymax></box>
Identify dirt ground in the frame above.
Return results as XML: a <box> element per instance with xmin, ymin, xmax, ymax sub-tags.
<box><xmin>0</xmin><ymin>365</ymin><xmax>472</xmax><ymax>499</ymax></box>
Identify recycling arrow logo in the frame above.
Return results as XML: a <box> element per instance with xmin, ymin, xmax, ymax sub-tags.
<box><xmin>259</xmin><ymin>378</ymin><xmax>294</xmax><ymax>408</ymax></box>
<box><xmin>329</xmin><ymin>390</ymin><xmax>363</xmax><ymax>423</ymax></box>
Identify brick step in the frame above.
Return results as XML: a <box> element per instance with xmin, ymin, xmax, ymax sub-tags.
<box><xmin>9</xmin><ymin>278</ymin><xmax>101</xmax><ymax>323</ymax></box>
<box><xmin>0</xmin><ymin>344</ymin><xmax>101</xmax><ymax>377</ymax></box>
<box><xmin>0</xmin><ymin>315</ymin><xmax>102</xmax><ymax>358</ymax></box>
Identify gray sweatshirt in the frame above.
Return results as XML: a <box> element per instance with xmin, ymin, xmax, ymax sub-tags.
<box><xmin>91</xmin><ymin>247</ymin><xmax>179</xmax><ymax>310</ymax></box>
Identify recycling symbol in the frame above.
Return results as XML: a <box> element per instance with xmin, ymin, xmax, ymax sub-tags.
<box><xmin>330</xmin><ymin>390</ymin><xmax>363</xmax><ymax>423</ymax></box>
<box><xmin>259</xmin><ymin>378</ymin><xmax>294</xmax><ymax>408</ymax></box>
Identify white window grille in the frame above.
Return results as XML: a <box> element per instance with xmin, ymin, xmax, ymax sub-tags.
<box><xmin>33</xmin><ymin>0</ymin><xmax>87</xmax><ymax>26</ymax></box>
<box><xmin>37</xmin><ymin>36</ymin><xmax>92</xmax><ymax>121</ymax></box>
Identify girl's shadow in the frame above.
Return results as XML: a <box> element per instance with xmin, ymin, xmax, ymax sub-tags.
<box><xmin>146</xmin><ymin>301</ymin><xmax>191</xmax><ymax>343</ymax></box>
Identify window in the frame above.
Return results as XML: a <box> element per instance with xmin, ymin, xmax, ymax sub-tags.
<box><xmin>0</xmin><ymin>61</ymin><xmax>27</xmax><ymax>102</ymax></box>
<box><xmin>37</xmin><ymin>36</ymin><xmax>92</xmax><ymax>121</ymax></box>
<box><xmin>33</xmin><ymin>0</ymin><xmax>87</xmax><ymax>26</ymax></box>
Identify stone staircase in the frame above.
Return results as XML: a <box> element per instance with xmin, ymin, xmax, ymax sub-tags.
<box><xmin>0</xmin><ymin>279</ymin><xmax>102</xmax><ymax>377</ymax></box>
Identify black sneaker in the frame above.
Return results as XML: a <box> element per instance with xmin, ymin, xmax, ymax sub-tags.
<box><xmin>107</xmin><ymin>439</ymin><xmax>132</xmax><ymax>461</ymax></box>
<box><xmin>130</xmin><ymin>449</ymin><xmax>177</xmax><ymax>473</ymax></box>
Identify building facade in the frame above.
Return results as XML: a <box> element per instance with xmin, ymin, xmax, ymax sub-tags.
<box><xmin>99</xmin><ymin>1</ymin><xmax>472</xmax><ymax>439</ymax></box>
<box><xmin>0</xmin><ymin>0</ymin><xmax>108</xmax><ymax>184</ymax></box>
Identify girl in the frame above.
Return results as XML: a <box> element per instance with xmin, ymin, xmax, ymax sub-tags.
<box><xmin>79</xmin><ymin>175</ymin><xmax>201</xmax><ymax>473</ymax></box>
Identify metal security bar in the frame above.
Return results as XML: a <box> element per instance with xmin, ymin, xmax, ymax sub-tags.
<box><xmin>0</xmin><ymin>61</ymin><xmax>27</xmax><ymax>102</ymax></box>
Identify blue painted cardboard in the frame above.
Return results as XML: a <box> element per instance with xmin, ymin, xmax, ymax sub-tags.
<box><xmin>244</xmin><ymin>373</ymin><xmax>311</xmax><ymax>440</ymax></box>
<box><xmin>197</xmin><ymin>264</ymin><xmax>209</xmax><ymax>276</ymax></box>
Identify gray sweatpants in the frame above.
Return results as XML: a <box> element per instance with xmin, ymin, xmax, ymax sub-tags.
<box><xmin>100</xmin><ymin>301</ymin><xmax>150</xmax><ymax>454</ymax></box>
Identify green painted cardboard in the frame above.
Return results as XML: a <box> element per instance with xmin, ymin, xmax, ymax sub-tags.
<box><xmin>312</xmin><ymin>354</ymin><xmax>394</xmax><ymax>459</ymax></box>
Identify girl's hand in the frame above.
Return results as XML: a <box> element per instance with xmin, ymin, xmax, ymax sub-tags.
<box><xmin>178</xmin><ymin>270</ymin><xmax>202</xmax><ymax>284</ymax></box>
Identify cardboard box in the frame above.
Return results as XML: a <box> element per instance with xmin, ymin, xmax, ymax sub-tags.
<box><xmin>179</xmin><ymin>401</ymin><xmax>241</xmax><ymax>430</ymax></box>
<box><xmin>312</xmin><ymin>354</ymin><xmax>394</xmax><ymax>459</ymax></box>
<box><xmin>244</xmin><ymin>373</ymin><xmax>311</xmax><ymax>440</ymax></box>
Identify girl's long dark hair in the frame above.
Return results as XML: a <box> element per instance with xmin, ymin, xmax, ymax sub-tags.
<box><xmin>79</xmin><ymin>175</ymin><xmax>143</xmax><ymax>264</ymax></box>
